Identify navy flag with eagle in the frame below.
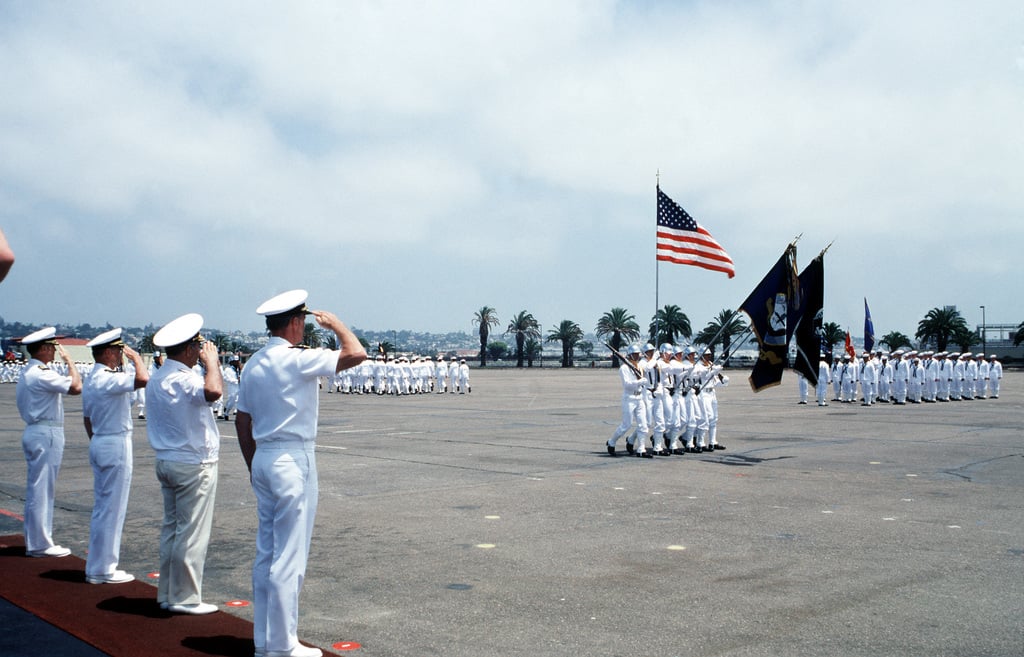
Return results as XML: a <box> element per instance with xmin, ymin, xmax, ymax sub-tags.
<box><xmin>739</xmin><ymin>245</ymin><xmax>799</xmax><ymax>391</ymax></box>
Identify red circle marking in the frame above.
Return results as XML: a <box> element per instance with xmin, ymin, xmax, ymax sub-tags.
<box><xmin>332</xmin><ymin>641</ymin><xmax>361</xmax><ymax>651</ymax></box>
<box><xmin>146</xmin><ymin>572</ymin><xmax>160</xmax><ymax>579</ymax></box>
<box><xmin>226</xmin><ymin>600</ymin><xmax>250</xmax><ymax>607</ymax></box>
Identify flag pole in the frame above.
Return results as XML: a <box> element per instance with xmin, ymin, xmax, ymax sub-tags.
<box><xmin>654</xmin><ymin>170</ymin><xmax>661</xmax><ymax>344</ymax></box>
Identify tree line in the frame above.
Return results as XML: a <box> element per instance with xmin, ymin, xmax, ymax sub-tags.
<box><xmin>473</xmin><ymin>305</ymin><xmax>1024</xmax><ymax>368</ymax></box>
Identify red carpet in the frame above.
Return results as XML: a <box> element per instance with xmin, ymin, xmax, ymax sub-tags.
<box><xmin>0</xmin><ymin>534</ymin><xmax>338</xmax><ymax>657</ymax></box>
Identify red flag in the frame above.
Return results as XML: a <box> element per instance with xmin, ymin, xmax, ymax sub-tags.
<box><xmin>844</xmin><ymin>331</ymin><xmax>856</xmax><ymax>359</ymax></box>
<box><xmin>656</xmin><ymin>187</ymin><xmax>735</xmax><ymax>278</ymax></box>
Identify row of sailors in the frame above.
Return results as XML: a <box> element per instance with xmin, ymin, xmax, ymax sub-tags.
<box><xmin>816</xmin><ymin>351</ymin><xmax>1003</xmax><ymax>406</ymax></box>
<box><xmin>324</xmin><ymin>354</ymin><xmax>471</xmax><ymax>395</ymax></box>
<box><xmin>607</xmin><ymin>343</ymin><xmax>728</xmax><ymax>458</ymax></box>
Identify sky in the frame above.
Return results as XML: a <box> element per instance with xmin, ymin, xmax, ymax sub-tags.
<box><xmin>1</xmin><ymin>1</ymin><xmax>1021</xmax><ymax>341</ymax></box>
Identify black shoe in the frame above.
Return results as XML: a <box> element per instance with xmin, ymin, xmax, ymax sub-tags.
<box><xmin>640</xmin><ymin>451</ymin><xmax>653</xmax><ymax>459</ymax></box>
<box><xmin>626</xmin><ymin>441</ymin><xmax>635</xmax><ymax>455</ymax></box>
<box><xmin>714</xmin><ymin>444</ymin><xmax>726</xmax><ymax>450</ymax></box>
<box><xmin>606</xmin><ymin>442</ymin><xmax>616</xmax><ymax>456</ymax></box>
<box><xmin>672</xmin><ymin>448</ymin><xmax>685</xmax><ymax>455</ymax></box>
<box><xmin>693</xmin><ymin>445</ymin><xmax>703</xmax><ymax>453</ymax></box>
<box><xmin>663</xmin><ymin>436</ymin><xmax>671</xmax><ymax>451</ymax></box>
<box><xmin>651</xmin><ymin>449</ymin><xmax>668</xmax><ymax>457</ymax></box>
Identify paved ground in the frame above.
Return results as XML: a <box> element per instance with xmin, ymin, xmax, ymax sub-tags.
<box><xmin>1</xmin><ymin>368</ymin><xmax>1022</xmax><ymax>657</ymax></box>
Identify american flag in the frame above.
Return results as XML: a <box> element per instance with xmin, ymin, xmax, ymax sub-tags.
<box><xmin>656</xmin><ymin>187</ymin><xmax>735</xmax><ymax>278</ymax></box>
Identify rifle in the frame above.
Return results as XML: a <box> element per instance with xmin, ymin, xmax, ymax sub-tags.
<box><xmin>604</xmin><ymin>342</ymin><xmax>643</xmax><ymax>379</ymax></box>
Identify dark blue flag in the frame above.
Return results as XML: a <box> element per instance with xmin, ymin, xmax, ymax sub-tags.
<box><xmin>863</xmin><ymin>298</ymin><xmax>875</xmax><ymax>353</ymax></box>
<box><xmin>792</xmin><ymin>255</ymin><xmax>824</xmax><ymax>387</ymax></box>
<box><xmin>739</xmin><ymin>246</ymin><xmax>799</xmax><ymax>392</ymax></box>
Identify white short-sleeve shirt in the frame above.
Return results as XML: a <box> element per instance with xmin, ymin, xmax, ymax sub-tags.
<box><xmin>16</xmin><ymin>358</ymin><xmax>72</xmax><ymax>425</ymax></box>
<box><xmin>237</xmin><ymin>337</ymin><xmax>338</xmax><ymax>444</ymax></box>
<box><xmin>83</xmin><ymin>364</ymin><xmax>136</xmax><ymax>435</ymax></box>
<box><xmin>145</xmin><ymin>360</ymin><xmax>220</xmax><ymax>463</ymax></box>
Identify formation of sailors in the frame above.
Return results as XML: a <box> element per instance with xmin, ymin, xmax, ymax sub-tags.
<box><xmin>820</xmin><ymin>350</ymin><xmax>1003</xmax><ymax>406</ymax></box>
<box><xmin>323</xmin><ymin>354</ymin><xmax>471</xmax><ymax>396</ymax></box>
<box><xmin>607</xmin><ymin>342</ymin><xmax>728</xmax><ymax>458</ymax></box>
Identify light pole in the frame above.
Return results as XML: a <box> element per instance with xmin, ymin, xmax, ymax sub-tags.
<box><xmin>979</xmin><ymin>305</ymin><xmax>986</xmax><ymax>356</ymax></box>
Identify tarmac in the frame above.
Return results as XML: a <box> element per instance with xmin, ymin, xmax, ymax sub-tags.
<box><xmin>1</xmin><ymin>367</ymin><xmax>1022</xmax><ymax>657</ymax></box>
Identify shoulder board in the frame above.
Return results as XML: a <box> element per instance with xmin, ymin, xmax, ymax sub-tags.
<box><xmin>37</xmin><ymin>365</ymin><xmax>50</xmax><ymax>370</ymax></box>
<box><xmin>105</xmin><ymin>368</ymin><xmax>118</xmax><ymax>373</ymax></box>
<box><xmin>290</xmin><ymin>344</ymin><xmax>311</xmax><ymax>350</ymax></box>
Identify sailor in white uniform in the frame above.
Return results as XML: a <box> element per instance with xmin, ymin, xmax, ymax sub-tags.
<box><xmin>987</xmin><ymin>355</ymin><xmax>1002</xmax><ymax>398</ymax></box>
<box><xmin>16</xmin><ymin>327</ymin><xmax>82</xmax><ymax>557</ymax></box>
<box><xmin>816</xmin><ymin>353</ymin><xmax>831</xmax><ymax>406</ymax></box>
<box><xmin>236</xmin><ymin>290</ymin><xmax>367</xmax><ymax>657</ymax></box>
<box><xmin>606</xmin><ymin>345</ymin><xmax>650</xmax><ymax>458</ymax></box>
<box><xmin>147</xmin><ymin>313</ymin><xmax>223</xmax><ymax>615</ymax></box>
<box><xmin>82</xmin><ymin>328</ymin><xmax>148</xmax><ymax>584</ymax></box>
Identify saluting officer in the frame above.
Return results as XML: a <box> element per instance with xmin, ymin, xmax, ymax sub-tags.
<box><xmin>82</xmin><ymin>328</ymin><xmax>148</xmax><ymax>584</ymax></box>
<box><xmin>16</xmin><ymin>327</ymin><xmax>82</xmax><ymax>557</ymax></box>
<box><xmin>236</xmin><ymin>290</ymin><xmax>367</xmax><ymax>657</ymax></box>
<box><xmin>147</xmin><ymin>313</ymin><xmax>223</xmax><ymax>615</ymax></box>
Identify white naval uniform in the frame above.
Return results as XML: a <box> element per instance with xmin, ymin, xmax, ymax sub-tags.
<box><xmin>608</xmin><ymin>362</ymin><xmax>648</xmax><ymax>452</ymax></box>
<box><xmin>988</xmin><ymin>360</ymin><xmax>1002</xmax><ymax>398</ymax></box>
<box><xmin>877</xmin><ymin>359</ymin><xmax>892</xmax><ymax>402</ymax></box>
<box><xmin>951</xmin><ymin>359</ymin><xmax>965</xmax><ymax>400</ymax></box>
<box><xmin>222</xmin><ymin>364</ymin><xmax>240</xmax><ymax>417</ymax></box>
<box><xmin>975</xmin><ymin>360</ymin><xmax>989</xmax><ymax>398</ymax></box>
<box><xmin>892</xmin><ymin>358</ymin><xmax>909</xmax><ymax>404</ymax></box>
<box><xmin>962</xmin><ymin>359</ymin><xmax>977</xmax><ymax>400</ymax></box>
<box><xmin>16</xmin><ymin>358</ymin><xmax>73</xmax><ymax>553</ymax></box>
<box><xmin>237</xmin><ymin>337</ymin><xmax>339</xmax><ymax>656</ymax></box>
<box><xmin>859</xmin><ymin>359</ymin><xmax>877</xmax><ymax>405</ymax></box>
<box><xmin>83</xmin><ymin>364</ymin><xmax>136</xmax><ymax>579</ymax></box>
<box><xmin>703</xmin><ymin>365</ymin><xmax>728</xmax><ymax>448</ymax></box>
<box><xmin>816</xmin><ymin>360</ymin><xmax>831</xmax><ymax>406</ymax></box>
<box><xmin>645</xmin><ymin>359</ymin><xmax>668</xmax><ymax>453</ymax></box>
<box><xmin>146</xmin><ymin>360</ymin><xmax>221</xmax><ymax>607</ymax></box>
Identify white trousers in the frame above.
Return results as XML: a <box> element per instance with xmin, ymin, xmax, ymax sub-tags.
<box><xmin>86</xmin><ymin>432</ymin><xmax>133</xmax><ymax>577</ymax></box>
<box><xmin>610</xmin><ymin>394</ymin><xmax>647</xmax><ymax>447</ymax></box>
<box><xmin>252</xmin><ymin>442</ymin><xmax>319</xmax><ymax>654</ymax></box>
<box><xmin>155</xmin><ymin>459</ymin><xmax>218</xmax><ymax>606</ymax></box>
<box><xmin>22</xmin><ymin>423</ymin><xmax>65</xmax><ymax>553</ymax></box>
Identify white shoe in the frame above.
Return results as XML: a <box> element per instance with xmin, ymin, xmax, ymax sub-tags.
<box><xmin>26</xmin><ymin>545</ymin><xmax>71</xmax><ymax>558</ymax></box>
<box><xmin>266</xmin><ymin>645</ymin><xmax>322</xmax><ymax>657</ymax></box>
<box><xmin>86</xmin><ymin>569</ymin><xmax>135</xmax><ymax>584</ymax></box>
<box><xmin>167</xmin><ymin>602</ymin><xmax>219</xmax><ymax>615</ymax></box>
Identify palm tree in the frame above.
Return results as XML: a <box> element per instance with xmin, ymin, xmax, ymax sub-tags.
<box><xmin>821</xmin><ymin>321</ymin><xmax>845</xmax><ymax>354</ymax></box>
<box><xmin>951</xmin><ymin>325</ymin><xmax>978</xmax><ymax>353</ymax></box>
<box><xmin>916</xmin><ymin>307</ymin><xmax>968</xmax><ymax>352</ymax></box>
<box><xmin>547</xmin><ymin>320</ymin><xmax>584</xmax><ymax>368</ymax></box>
<box><xmin>210</xmin><ymin>332</ymin><xmax>231</xmax><ymax>355</ymax></box>
<box><xmin>694</xmin><ymin>309</ymin><xmax>749</xmax><ymax>366</ymax></box>
<box><xmin>525</xmin><ymin>338</ymin><xmax>542</xmax><ymax>367</ymax></box>
<box><xmin>505</xmin><ymin>310</ymin><xmax>541</xmax><ymax>368</ymax></box>
<box><xmin>139</xmin><ymin>332</ymin><xmax>156</xmax><ymax>354</ymax></box>
<box><xmin>1014</xmin><ymin>321</ymin><xmax>1024</xmax><ymax>346</ymax></box>
<box><xmin>304</xmin><ymin>322</ymin><xmax>323</xmax><ymax>348</ymax></box>
<box><xmin>648</xmin><ymin>304</ymin><xmax>691</xmax><ymax>346</ymax></box>
<box><xmin>595</xmin><ymin>307</ymin><xmax>641</xmax><ymax>367</ymax></box>
<box><xmin>880</xmin><ymin>331</ymin><xmax>913</xmax><ymax>352</ymax></box>
<box><xmin>472</xmin><ymin>306</ymin><xmax>500</xmax><ymax>367</ymax></box>
<box><xmin>378</xmin><ymin>340</ymin><xmax>395</xmax><ymax>356</ymax></box>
